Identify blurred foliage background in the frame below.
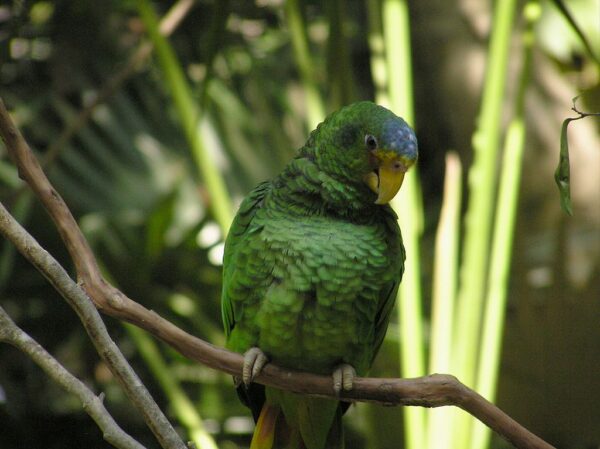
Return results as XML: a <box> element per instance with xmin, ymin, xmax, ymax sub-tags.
<box><xmin>0</xmin><ymin>0</ymin><xmax>599</xmax><ymax>448</ymax></box>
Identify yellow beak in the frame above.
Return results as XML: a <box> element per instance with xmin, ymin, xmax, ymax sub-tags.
<box><xmin>363</xmin><ymin>154</ymin><xmax>408</xmax><ymax>205</ymax></box>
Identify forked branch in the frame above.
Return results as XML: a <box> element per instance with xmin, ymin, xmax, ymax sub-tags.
<box><xmin>0</xmin><ymin>306</ymin><xmax>146</xmax><ymax>449</ymax></box>
<box><xmin>0</xmin><ymin>99</ymin><xmax>186</xmax><ymax>449</ymax></box>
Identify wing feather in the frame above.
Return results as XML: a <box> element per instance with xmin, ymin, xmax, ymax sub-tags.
<box><xmin>372</xmin><ymin>207</ymin><xmax>405</xmax><ymax>363</ymax></box>
<box><xmin>221</xmin><ymin>181</ymin><xmax>271</xmax><ymax>337</ymax></box>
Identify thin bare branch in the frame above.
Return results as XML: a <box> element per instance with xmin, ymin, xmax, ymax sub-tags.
<box><xmin>0</xmin><ymin>306</ymin><xmax>147</xmax><ymax>449</ymax></box>
<box><xmin>0</xmin><ymin>197</ymin><xmax>186</xmax><ymax>449</ymax></box>
<box><xmin>0</xmin><ymin>96</ymin><xmax>556</xmax><ymax>449</ymax></box>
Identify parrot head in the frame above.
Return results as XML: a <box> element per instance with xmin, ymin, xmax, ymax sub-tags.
<box><xmin>307</xmin><ymin>101</ymin><xmax>418</xmax><ymax>205</ymax></box>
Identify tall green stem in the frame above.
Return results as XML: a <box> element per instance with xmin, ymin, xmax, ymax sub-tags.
<box><xmin>381</xmin><ymin>2</ymin><xmax>426</xmax><ymax>449</ymax></box>
<box><xmin>136</xmin><ymin>0</ymin><xmax>233</xmax><ymax>234</ymax></box>
<box><xmin>383</xmin><ymin>0</ymin><xmax>414</xmax><ymax>121</ymax></box>
<box><xmin>470</xmin><ymin>3</ymin><xmax>540</xmax><ymax>449</ymax></box>
<box><xmin>366</xmin><ymin>0</ymin><xmax>390</xmax><ymax>106</ymax></box>
<box><xmin>427</xmin><ymin>152</ymin><xmax>462</xmax><ymax>449</ymax></box>
<box><xmin>453</xmin><ymin>0</ymin><xmax>519</xmax><ymax>446</ymax></box>
<box><xmin>285</xmin><ymin>0</ymin><xmax>326</xmax><ymax>129</ymax></box>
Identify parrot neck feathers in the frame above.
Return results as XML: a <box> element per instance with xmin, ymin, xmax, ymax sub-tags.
<box><xmin>272</xmin><ymin>156</ymin><xmax>376</xmax><ymax>218</ymax></box>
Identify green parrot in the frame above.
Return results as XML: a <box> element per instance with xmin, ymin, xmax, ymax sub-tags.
<box><xmin>221</xmin><ymin>101</ymin><xmax>418</xmax><ymax>449</ymax></box>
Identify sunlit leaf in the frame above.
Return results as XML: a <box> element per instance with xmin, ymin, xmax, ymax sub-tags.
<box><xmin>549</xmin><ymin>0</ymin><xmax>600</xmax><ymax>66</ymax></box>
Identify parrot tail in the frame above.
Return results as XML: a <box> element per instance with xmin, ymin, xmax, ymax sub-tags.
<box><xmin>249</xmin><ymin>397</ymin><xmax>344</xmax><ymax>449</ymax></box>
<box><xmin>250</xmin><ymin>403</ymin><xmax>281</xmax><ymax>449</ymax></box>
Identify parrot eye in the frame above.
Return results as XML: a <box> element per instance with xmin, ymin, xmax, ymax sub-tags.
<box><xmin>365</xmin><ymin>134</ymin><xmax>378</xmax><ymax>150</ymax></box>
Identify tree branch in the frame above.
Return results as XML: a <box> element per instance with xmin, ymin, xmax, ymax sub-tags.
<box><xmin>0</xmin><ymin>97</ymin><xmax>556</xmax><ymax>449</ymax></box>
<box><xmin>0</xmin><ymin>196</ymin><xmax>186</xmax><ymax>449</ymax></box>
<box><xmin>0</xmin><ymin>305</ymin><xmax>147</xmax><ymax>449</ymax></box>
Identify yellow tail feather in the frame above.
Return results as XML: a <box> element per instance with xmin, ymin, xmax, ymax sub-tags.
<box><xmin>250</xmin><ymin>403</ymin><xmax>281</xmax><ymax>449</ymax></box>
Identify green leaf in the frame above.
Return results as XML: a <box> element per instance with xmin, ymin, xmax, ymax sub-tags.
<box><xmin>554</xmin><ymin>116</ymin><xmax>575</xmax><ymax>216</ymax></box>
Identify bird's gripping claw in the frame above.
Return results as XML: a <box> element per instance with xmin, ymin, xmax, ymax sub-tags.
<box><xmin>242</xmin><ymin>347</ymin><xmax>269</xmax><ymax>385</ymax></box>
<box><xmin>332</xmin><ymin>363</ymin><xmax>356</xmax><ymax>395</ymax></box>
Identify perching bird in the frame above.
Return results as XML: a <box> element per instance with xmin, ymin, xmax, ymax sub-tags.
<box><xmin>221</xmin><ymin>101</ymin><xmax>418</xmax><ymax>449</ymax></box>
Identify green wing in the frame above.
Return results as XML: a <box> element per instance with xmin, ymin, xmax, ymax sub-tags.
<box><xmin>372</xmin><ymin>280</ymin><xmax>399</xmax><ymax>363</ymax></box>
<box><xmin>371</xmin><ymin>207</ymin><xmax>405</xmax><ymax>363</ymax></box>
<box><xmin>221</xmin><ymin>181</ymin><xmax>271</xmax><ymax>337</ymax></box>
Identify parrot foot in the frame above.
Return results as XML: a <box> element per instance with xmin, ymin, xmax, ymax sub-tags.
<box><xmin>242</xmin><ymin>347</ymin><xmax>269</xmax><ymax>385</ymax></box>
<box><xmin>332</xmin><ymin>363</ymin><xmax>356</xmax><ymax>395</ymax></box>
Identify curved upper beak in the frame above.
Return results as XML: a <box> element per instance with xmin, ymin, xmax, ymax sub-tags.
<box><xmin>363</xmin><ymin>151</ymin><xmax>411</xmax><ymax>204</ymax></box>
